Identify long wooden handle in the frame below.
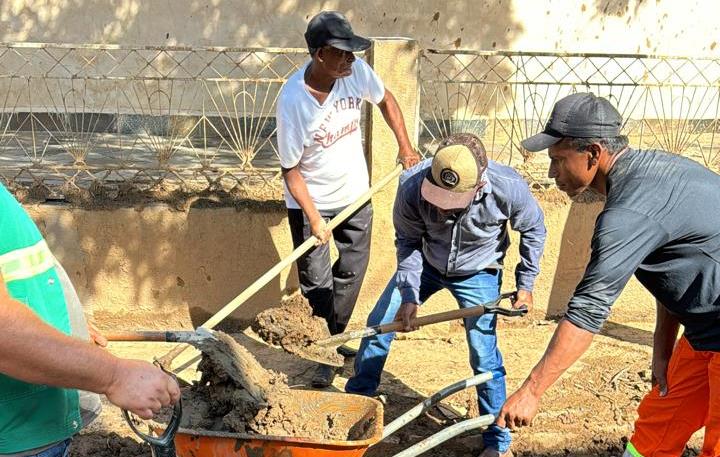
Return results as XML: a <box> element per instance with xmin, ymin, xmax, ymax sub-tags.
<box><xmin>376</xmin><ymin>305</ymin><xmax>490</xmax><ymax>334</ymax></box>
<box><xmin>157</xmin><ymin>164</ymin><xmax>404</xmax><ymax>368</ymax></box>
<box><xmin>107</xmin><ymin>331</ymin><xmax>205</xmax><ymax>343</ymax></box>
<box><xmin>107</xmin><ymin>331</ymin><xmax>169</xmax><ymax>342</ymax></box>
<box><xmin>316</xmin><ymin>294</ymin><xmax>513</xmax><ymax>348</ymax></box>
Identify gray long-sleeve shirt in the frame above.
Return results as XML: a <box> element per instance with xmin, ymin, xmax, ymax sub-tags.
<box><xmin>565</xmin><ymin>148</ymin><xmax>720</xmax><ymax>351</ymax></box>
<box><xmin>394</xmin><ymin>159</ymin><xmax>547</xmax><ymax>304</ymax></box>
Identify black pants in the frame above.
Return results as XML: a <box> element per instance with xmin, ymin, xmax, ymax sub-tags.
<box><xmin>288</xmin><ymin>203</ymin><xmax>373</xmax><ymax>335</ymax></box>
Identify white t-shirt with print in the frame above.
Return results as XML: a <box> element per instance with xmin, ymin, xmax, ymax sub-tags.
<box><xmin>276</xmin><ymin>58</ymin><xmax>385</xmax><ymax>210</ymax></box>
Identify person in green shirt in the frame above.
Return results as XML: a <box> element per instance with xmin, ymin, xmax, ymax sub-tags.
<box><xmin>0</xmin><ymin>183</ymin><xmax>180</xmax><ymax>456</ymax></box>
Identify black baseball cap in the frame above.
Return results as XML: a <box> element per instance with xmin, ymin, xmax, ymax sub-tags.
<box><xmin>521</xmin><ymin>93</ymin><xmax>623</xmax><ymax>152</ymax></box>
<box><xmin>304</xmin><ymin>11</ymin><xmax>371</xmax><ymax>53</ymax></box>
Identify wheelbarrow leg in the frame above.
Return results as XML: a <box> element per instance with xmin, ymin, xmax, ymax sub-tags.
<box><xmin>382</xmin><ymin>372</ymin><xmax>497</xmax><ymax>439</ymax></box>
<box><xmin>390</xmin><ymin>414</ymin><xmax>496</xmax><ymax>457</ymax></box>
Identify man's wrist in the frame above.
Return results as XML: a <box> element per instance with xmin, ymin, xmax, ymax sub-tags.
<box><xmin>522</xmin><ymin>372</ymin><xmax>547</xmax><ymax>399</ymax></box>
<box><xmin>399</xmin><ymin>286</ymin><xmax>420</xmax><ymax>305</ymax></box>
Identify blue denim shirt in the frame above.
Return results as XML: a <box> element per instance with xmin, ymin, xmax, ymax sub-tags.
<box><xmin>394</xmin><ymin>159</ymin><xmax>546</xmax><ymax>304</ymax></box>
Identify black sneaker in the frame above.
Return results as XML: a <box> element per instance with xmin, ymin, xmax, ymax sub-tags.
<box><xmin>337</xmin><ymin>345</ymin><xmax>358</xmax><ymax>358</ymax></box>
<box><xmin>311</xmin><ymin>364</ymin><xmax>338</xmax><ymax>388</ymax></box>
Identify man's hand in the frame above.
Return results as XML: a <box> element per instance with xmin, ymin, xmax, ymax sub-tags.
<box><xmin>512</xmin><ymin>289</ymin><xmax>533</xmax><ymax>313</ymax></box>
<box><xmin>104</xmin><ymin>359</ymin><xmax>180</xmax><ymax>419</ymax></box>
<box><xmin>310</xmin><ymin>216</ymin><xmax>331</xmax><ymax>245</ymax></box>
<box><xmin>398</xmin><ymin>148</ymin><xmax>421</xmax><ymax>170</ymax></box>
<box><xmin>88</xmin><ymin>321</ymin><xmax>108</xmax><ymax>347</ymax></box>
<box><xmin>496</xmin><ymin>385</ymin><xmax>541</xmax><ymax>430</ymax></box>
<box><xmin>394</xmin><ymin>302</ymin><xmax>419</xmax><ymax>332</ymax></box>
<box><xmin>651</xmin><ymin>301</ymin><xmax>679</xmax><ymax>397</ymax></box>
<box><xmin>651</xmin><ymin>349</ymin><xmax>671</xmax><ymax>397</ymax></box>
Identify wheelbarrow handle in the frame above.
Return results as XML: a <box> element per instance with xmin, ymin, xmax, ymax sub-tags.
<box><xmin>389</xmin><ymin>414</ymin><xmax>496</xmax><ymax>457</ymax></box>
<box><xmin>382</xmin><ymin>372</ymin><xmax>498</xmax><ymax>439</ymax></box>
<box><xmin>122</xmin><ymin>362</ymin><xmax>182</xmax><ymax>457</ymax></box>
<box><xmin>122</xmin><ymin>400</ymin><xmax>181</xmax><ymax>457</ymax></box>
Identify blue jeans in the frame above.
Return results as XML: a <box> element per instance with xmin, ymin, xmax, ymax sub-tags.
<box><xmin>345</xmin><ymin>265</ymin><xmax>511</xmax><ymax>452</ymax></box>
<box><xmin>30</xmin><ymin>439</ymin><xmax>72</xmax><ymax>457</ymax></box>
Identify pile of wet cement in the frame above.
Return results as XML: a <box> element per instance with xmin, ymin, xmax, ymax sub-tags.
<box><xmin>180</xmin><ymin>330</ymin><xmax>351</xmax><ymax>440</ymax></box>
<box><xmin>251</xmin><ymin>294</ymin><xmax>344</xmax><ymax>366</ymax></box>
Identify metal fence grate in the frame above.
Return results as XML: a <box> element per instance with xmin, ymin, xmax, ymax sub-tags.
<box><xmin>418</xmin><ymin>50</ymin><xmax>720</xmax><ymax>189</ymax></box>
<box><xmin>0</xmin><ymin>43</ymin><xmax>310</xmax><ymax>204</ymax></box>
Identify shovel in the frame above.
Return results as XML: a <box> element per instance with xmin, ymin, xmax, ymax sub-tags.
<box><xmin>106</xmin><ymin>328</ymin><xmax>269</xmax><ymax>403</ymax></box>
<box><xmin>314</xmin><ymin>292</ymin><xmax>525</xmax><ymax>351</ymax></box>
<box><xmin>105</xmin><ymin>328</ymin><xmax>217</xmax><ymax>345</ymax></box>
<box><xmin>155</xmin><ymin>164</ymin><xmax>405</xmax><ymax>370</ymax></box>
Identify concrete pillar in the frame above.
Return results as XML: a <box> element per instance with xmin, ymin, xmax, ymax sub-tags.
<box><xmin>351</xmin><ymin>38</ymin><xmax>425</xmax><ymax>324</ymax></box>
<box><xmin>357</xmin><ymin>39</ymin><xmax>470</xmax><ymax>339</ymax></box>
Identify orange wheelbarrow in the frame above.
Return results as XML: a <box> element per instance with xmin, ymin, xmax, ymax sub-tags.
<box><xmin>128</xmin><ymin>372</ymin><xmax>499</xmax><ymax>457</ymax></box>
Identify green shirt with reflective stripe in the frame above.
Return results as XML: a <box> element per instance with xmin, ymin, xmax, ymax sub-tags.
<box><xmin>0</xmin><ymin>184</ymin><xmax>81</xmax><ymax>453</ymax></box>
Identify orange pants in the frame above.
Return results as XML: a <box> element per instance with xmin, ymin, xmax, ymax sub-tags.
<box><xmin>626</xmin><ymin>336</ymin><xmax>720</xmax><ymax>457</ymax></box>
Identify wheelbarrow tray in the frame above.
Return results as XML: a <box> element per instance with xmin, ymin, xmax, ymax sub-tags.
<box><xmin>168</xmin><ymin>390</ymin><xmax>384</xmax><ymax>457</ymax></box>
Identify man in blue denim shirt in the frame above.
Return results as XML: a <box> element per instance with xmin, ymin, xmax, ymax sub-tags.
<box><xmin>345</xmin><ymin>133</ymin><xmax>546</xmax><ymax>457</ymax></box>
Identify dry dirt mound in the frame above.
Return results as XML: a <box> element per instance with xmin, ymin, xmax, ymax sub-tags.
<box><xmin>252</xmin><ymin>294</ymin><xmax>344</xmax><ymax>366</ymax></box>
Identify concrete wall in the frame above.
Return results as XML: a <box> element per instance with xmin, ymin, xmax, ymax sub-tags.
<box><xmin>0</xmin><ymin>1</ymin><xmax>718</xmax><ymax>56</ymax></box>
<box><xmin>29</xmin><ymin>204</ymin><xmax>300</xmax><ymax>330</ymax></box>
<box><xmin>27</xmin><ymin>192</ymin><xmax>656</xmax><ymax>335</ymax></box>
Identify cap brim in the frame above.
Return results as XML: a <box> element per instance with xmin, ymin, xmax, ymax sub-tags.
<box><xmin>421</xmin><ymin>177</ymin><xmax>476</xmax><ymax>210</ymax></box>
<box><xmin>521</xmin><ymin>132</ymin><xmax>563</xmax><ymax>152</ymax></box>
<box><xmin>328</xmin><ymin>35</ymin><xmax>372</xmax><ymax>52</ymax></box>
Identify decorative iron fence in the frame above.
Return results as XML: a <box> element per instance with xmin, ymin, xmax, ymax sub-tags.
<box><xmin>3</xmin><ymin>43</ymin><xmax>719</xmax><ymax>203</ymax></box>
<box><xmin>0</xmin><ymin>43</ymin><xmax>310</xmax><ymax>203</ymax></box>
<box><xmin>418</xmin><ymin>50</ymin><xmax>720</xmax><ymax>189</ymax></box>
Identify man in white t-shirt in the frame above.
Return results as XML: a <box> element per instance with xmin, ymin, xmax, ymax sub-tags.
<box><xmin>277</xmin><ymin>11</ymin><xmax>419</xmax><ymax>387</ymax></box>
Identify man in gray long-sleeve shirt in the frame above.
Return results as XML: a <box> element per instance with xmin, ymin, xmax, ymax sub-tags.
<box><xmin>498</xmin><ymin>93</ymin><xmax>720</xmax><ymax>457</ymax></box>
<box><xmin>346</xmin><ymin>133</ymin><xmax>546</xmax><ymax>457</ymax></box>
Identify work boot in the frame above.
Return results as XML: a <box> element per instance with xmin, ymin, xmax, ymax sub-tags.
<box><xmin>337</xmin><ymin>345</ymin><xmax>358</xmax><ymax>358</ymax></box>
<box><xmin>311</xmin><ymin>364</ymin><xmax>338</xmax><ymax>388</ymax></box>
<box><xmin>478</xmin><ymin>448</ymin><xmax>513</xmax><ymax>457</ymax></box>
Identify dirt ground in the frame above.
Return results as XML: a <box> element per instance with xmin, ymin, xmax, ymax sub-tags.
<box><xmin>70</xmin><ymin>315</ymin><xmax>706</xmax><ymax>457</ymax></box>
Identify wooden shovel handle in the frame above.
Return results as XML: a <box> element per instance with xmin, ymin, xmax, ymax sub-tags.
<box><xmin>376</xmin><ymin>305</ymin><xmax>491</xmax><ymax>334</ymax></box>
<box><xmin>375</xmin><ymin>292</ymin><xmax>519</xmax><ymax>334</ymax></box>
<box><xmin>156</xmin><ymin>164</ymin><xmax>404</xmax><ymax>368</ymax></box>
<box><xmin>106</xmin><ymin>331</ymin><xmax>170</xmax><ymax>342</ymax></box>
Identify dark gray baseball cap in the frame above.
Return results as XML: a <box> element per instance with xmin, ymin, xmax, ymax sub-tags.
<box><xmin>521</xmin><ymin>93</ymin><xmax>623</xmax><ymax>152</ymax></box>
<box><xmin>305</xmin><ymin>11</ymin><xmax>371</xmax><ymax>53</ymax></box>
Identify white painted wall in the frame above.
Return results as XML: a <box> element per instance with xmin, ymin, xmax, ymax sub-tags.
<box><xmin>0</xmin><ymin>1</ymin><xmax>717</xmax><ymax>56</ymax></box>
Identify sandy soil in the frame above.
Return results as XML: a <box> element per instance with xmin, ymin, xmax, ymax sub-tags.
<box><xmin>71</xmin><ymin>318</ymin><xmax>704</xmax><ymax>456</ymax></box>
<box><xmin>252</xmin><ymin>294</ymin><xmax>345</xmax><ymax>366</ymax></box>
<box><xmin>178</xmin><ymin>331</ymin><xmax>362</xmax><ymax>440</ymax></box>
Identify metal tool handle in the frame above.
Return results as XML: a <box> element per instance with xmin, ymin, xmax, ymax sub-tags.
<box><xmin>121</xmin><ymin>364</ymin><xmax>181</xmax><ymax>457</ymax></box>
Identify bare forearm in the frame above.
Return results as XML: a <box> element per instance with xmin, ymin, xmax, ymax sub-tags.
<box><xmin>378</xmin><ymin>90</ymin><xmax>413</xmax><ymax>152</ymax></box>
<box><xmin>654</xmin><ymin>300</ymin><xmax>680</xmax><ymax>358</ymax></box>
<box><xmin>282</xmin><ymin>167</ymin><xmax>321</xmax><ymax>222</ymax></box>
<box><xmin>523</xmin><ymin>319</ymin><xmax>594</xmax><ymax>397</ymax></box>
<box><xmin>1</xmin><ymin>295</ymin><xmax>118</xmax><ymax>394</ymax></box>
